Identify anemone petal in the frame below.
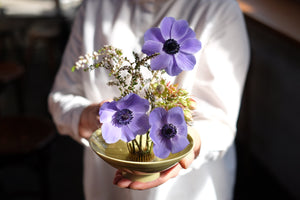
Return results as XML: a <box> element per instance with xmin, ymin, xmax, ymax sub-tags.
<box><xmin>180</xmin><ymin>38</ymin><xmax>202</xmax><ymax>54</ymax></box>
<box><xmin>153</xmin><ymin>142</ymin><xmax>170</xmax><ymax>159</ymax></box>
<box><xmin>101</xmin><ymin>123</ymin><xmax>122</xmax><ymax>144</ymax></box>
<box><xmin>170</xmin><ymin>135</ymin><xmax>190</xmax><ymax>153</ymax></box>
<box><xmin>178</xmin><ymin>28</ymin><xmax>196</xmax><ymax>43</ymax></box>
<box><xmin>167</xmin><ymin>107</ymin><xmax>185</xmax><ymax>126</ymax></box>
<box><xmin>144</xmin><ymin>27</ymin><xmax>164</xmax><ymax>42</ymax></box>
<box><xmin>171</xmin><ymin>19</ymin><xmax>189</xmax><ymax>41</ymax></box>
<box><xmin>120</xmin><ymin>126</ymin><xmax>138</xmax><ymax>142</ymax></box>
<box><xmin>115</xmin><ymin>93</ymin><xmax>136</xmax><ymax>110</ymax></box>
<box><xmin>160</xmin><ymin>17</ymin><xmax>175</xmax><ymax>40</ymax></box>
<box><xmin>128</xmin><ymin>113</ymin><xmax>150</xmax><ymax>135</ymax></box>
<box><xmin>127</xmin><ymin>102</ymin><xmax>149</xmax><ymax>113</ymax></box>
<box><xmin>99</xmin><ymin>108</ymin><xmax>116</xmax><ymax>123</ymax></box>
<box><xmin>115</xmin><ymin>94</ymin><xmax>148</xmax><ymax>113</ymax></box>
<box><xmin>174</xmin><ymin>52</ymin><xmax>196</xmax><ymax>71</ymax></box>
<box><xmin>149</xmin><ymin>107</ymin><xmax>167</xmax><ymax>127</ymax></box>
<box><xmin>165</xmin><ymin>57</ymin><xmax>182</xmax><ymax>76</ymax></box>
<box><xmin>176</xmin><ymin>124</ymin><xmax>188</xmax><ymax>137</ymax></box>
<box><xmin>142</xmin><ymin>40</ymin><xmax>163</xmax><ymax>56</ymax></box>
<box><xmin>150</xmin><ymin>53</ymin><xmax>171</xmax><ymax>70</ymax></box>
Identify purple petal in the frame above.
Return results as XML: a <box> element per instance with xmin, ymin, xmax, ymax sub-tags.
<box><xmin>160</xmin><ymin>17</ymin><xmax>175</xmax><ymax>40</ymax></box>
<box><xmin>128</xmin><ymin>113</ymin><xmax>150</xmax><ymax>135</ymax></box>
<box><xmin>165</xmin><ymin>57</ymin><xmax>182</xmax><ymax>76</ymax></box>
<box><xmin>101</xmin><ymin>123</ymin><xmax>122</xmax><ymax>143</ymax></box>
<box><xmin>149</xmin><ymin>107</ymin><xmax>189</xmax><ymax>158</ymax></box>
<box><xmin>120</xmin><ymin>126</ymin><xmax>136</xmax><ymax>142</ymax></box>
<box><xmin>176</xmin><ymin>124</ymin><xmax>188</xmax><ymax>137</ymax></box>
<box><xmin>142</xmin><ymin>40</ymin><xmax>163</xmax><ymax>56</ymax></box>
<box><xmin>149</xmin><ymin>125</ymin><xmax>161</xmax><ymax>143</ymax></box>
<box><xmin>150</xmin><ymin>53</ymin><xmax>172</xmax><ymax>70</ymax></box>
<box><xmin>116</xmin><ymin>93</ymin><xmax>135</xmax><ymax>110</ymax></box>
<box><xmin>170</xmin><ymin>135</ymin><xmax>190</xmax><ymax>154</ymax></box>
<box><xmin>167</xmin><ymin>107</ymin><xmax>185</xmax><ymax>126</ymax></box>
<box><xmin>144</xmin><ymin>27</ymin><xmax>164</xmax><ymax>42</ymax></box>
<box><xmin>171</xmin><ymin>19</ymin><xmax>189</xmax><ymax>41</ymax></box>
<box><xmin>99</xmin><ymin>108</ymin><xmax>116</xmax><ymax>123</ymax></box>
<box><xmin>127</xmin><ymin>99</ymin><xmax>149</xmax><ymax>114</ymax></box>
<box><xmin>164</xmin><ymin>139</ymin><xmax>173</xmax><ymax>151</ymax></box>
<box><xmin>116</xmin><ymin>93</ymin><xmax>149</xmax><ymax>113</ymax></box>
<box><xmin>99</xmin><ymin>101</ymin><xmax>118</xmax><ymax>123</ymax></box>
<box><xmin>180</xmin><ymin>38</ymin><xmax>202</xmax><ymax>54</ymax></box>
<box><xmin>151</xmin><ymin>131</ymin><xmax>171</xmax><ymax>159</ymax></box>
<box><xmin>149</xmin><ymin>107</ymin><xmax>167</xmax><ymax>127</ymax></box>
<box><xmin>178</xmin><ymin>28</ymin><xmax>196</xmax><ymax>43</ymax></box>
<box><xmin>99</xmin><ymin>101</ymin><xmax>117</xmax><ymax>113</ymax></box>
<box><xmin>174</xmin><ymin>52</ymin><xmax>196</xmax><ymax>71</ymax></box>
<box><xmin>153</xmin><ymin>143</ymin><xmax>170</xmax><ymax>159</ymax></box>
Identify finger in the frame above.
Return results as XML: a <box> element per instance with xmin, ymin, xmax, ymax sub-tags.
<box><xmin>113</xmin><ymin>170</ymin><xmax>124</xmax><ymax>185</ymax></box>
<box><xmin>114</xmin><ymin>177</ymin><xmax>132</xmax><ymax>188</ymax></box>
<box><xmin>113</xmin><ymin>170</ymin><xmax>132</xmax><ymax>188</ymax></box>
<box><xmin>179</xmin><ymin>151</ymin><xmax>194</xmax><ymax>169</ymax></box>
<box><xmin>179</xmin><ymin>127</ymin><xmax>201</xmax><ymax>169</ymax></box>
<box><xmin>95</xmin><ymin>115</ymin><xmax>101</xmax><ymax>129</ymax></box>
<box><xmin>127</xmin><ymin>164</ymin><xmax>182</xmax><ymax>190</ymax></box>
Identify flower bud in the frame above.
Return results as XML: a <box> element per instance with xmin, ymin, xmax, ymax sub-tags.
<box><xmin>179</xmin><ymin>98</ymin><xmax>188</xmax><ymax>107</ymax></box>
<box><xmin>156</xmin><ymin>84</ymin><xmax>165</xmax><ymax>94</ymax></box>
<box><xmin>183</xmin><ymin>109</ymin><xmax>193</xmax><ymax>122</ymax></box>
<box><xmin>188</xmin><ymin>98</ymin><xmax>197</xmax><ymax>110</ymax></box>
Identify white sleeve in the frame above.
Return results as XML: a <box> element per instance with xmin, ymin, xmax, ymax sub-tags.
<box><xmin>48</xmin><ymin>1</ymin><xmax>91</xmax><ymax>143</ymax></box>
<box><xmin>191</xmin><ymin>0</ymin><xmax>250</xmax><ymax>166</ymax></box>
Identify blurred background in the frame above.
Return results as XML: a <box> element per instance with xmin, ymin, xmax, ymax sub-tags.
<box><xmin>0</xmin><ymin>0</ymin><xmax>299</xmax><ymax>200</ymax></box>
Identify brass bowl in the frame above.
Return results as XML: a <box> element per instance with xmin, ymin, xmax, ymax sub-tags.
<box><xmin>89</xmin><ymin>129</ymin><xmax>194</xmax><ymax>182</ymax></box>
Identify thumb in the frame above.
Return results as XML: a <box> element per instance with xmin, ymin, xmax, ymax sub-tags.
<box><xmin>179</xmin><ymin>151</ymin><xmax>195</xmax><ymax>169</ymax></box>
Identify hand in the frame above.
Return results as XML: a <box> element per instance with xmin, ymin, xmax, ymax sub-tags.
<box><xmin>113</xmin><ymin>127</ymin><xmax>201</xmax><ymax>190</ymax></box>
<box><xmin>78</xmin><ymin>100</ymin><xmax>110</xmax><ymax>139</ymax></box>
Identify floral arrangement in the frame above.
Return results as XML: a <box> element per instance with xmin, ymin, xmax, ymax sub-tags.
<box><xmin>73</xmin><ymin>17</ymin><xmax>201</xmax><ymax>161</ymax></box>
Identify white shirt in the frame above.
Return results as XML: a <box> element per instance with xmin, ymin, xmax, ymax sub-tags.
<box><xmin>48</xmin><ymin>0</ymin><xmax>250</xmax><ymax>199</ymax></box>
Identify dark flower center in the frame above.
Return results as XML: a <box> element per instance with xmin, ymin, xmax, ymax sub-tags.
<box><xmin>163</xmin><ymin>39</ymin><xmax>180</xmax><ymax>55</ymax></box>
<box><xmin>113</xmin><ymin>109</ymin><xmax>133</xmax><ymax>126</ymax></box>
<box><xmin>161</xmin><ymin>124</ymin><xmax>177</xmax><ymax>139</ymax></box>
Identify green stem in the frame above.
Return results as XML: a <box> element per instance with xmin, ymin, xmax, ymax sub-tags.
<box><xmin>133</xmin><ymin>139</ymin><xmax>142</xmax><ymax>152</ymax></box>
<box><xmin>150</xmin><ymin>71</ymin><xmax>159</xmax><ymax>85</ymax></box>
<box><xmin>139</xmin><ymin>134</ymin><xmax>143</xmax><ymax>150</ymax></box>
<box><xmin>132</xmin><ymin>141</ymin><xmax>135</xmax><ymax>153</ymax></box>
<box><xmin>127</xmin><ymin>142</ymin><xmax>132</xmax><ymax>153</ymax></box>
<box><xmin>146</xmin><ymin>132</ymin><xmax>150</xmax><ymax>150</ymax></box>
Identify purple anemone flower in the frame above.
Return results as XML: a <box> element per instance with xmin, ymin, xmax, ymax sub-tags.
<box><xmin>142</xmin><ymin>17</ymin><xmax>202</xmax><ymax>76</ymax></box>
<box><xmin>149</xmin><ymin>107</ymin><xmax>189</xmax><ymax>159</ymax></box>
<box><xmin>99</xmin><ymin>93</ymin><xmax>150</xmax><ymax>143</ymax></box>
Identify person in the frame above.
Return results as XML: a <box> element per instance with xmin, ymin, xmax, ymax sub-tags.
<box><xmin>48</xmin><ymin>0</ymin><xmax>250</xmax><ymax>199</ymax></box>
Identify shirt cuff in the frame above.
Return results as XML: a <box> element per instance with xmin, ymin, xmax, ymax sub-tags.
<box><xmin>187</xmin><ymin>120</ymin><xmax>235</xmax><ymax>171</ymax></box>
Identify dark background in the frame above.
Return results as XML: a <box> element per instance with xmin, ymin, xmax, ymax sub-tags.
<box><xmin>234</xmin><ymin>16</ymin><xmax>300</xmax><ymax>200</ymax></box>
<box><xmin>0</xmin><ymin>1</ymin><xmax>299</xmax><ymax>200</ymax></box>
